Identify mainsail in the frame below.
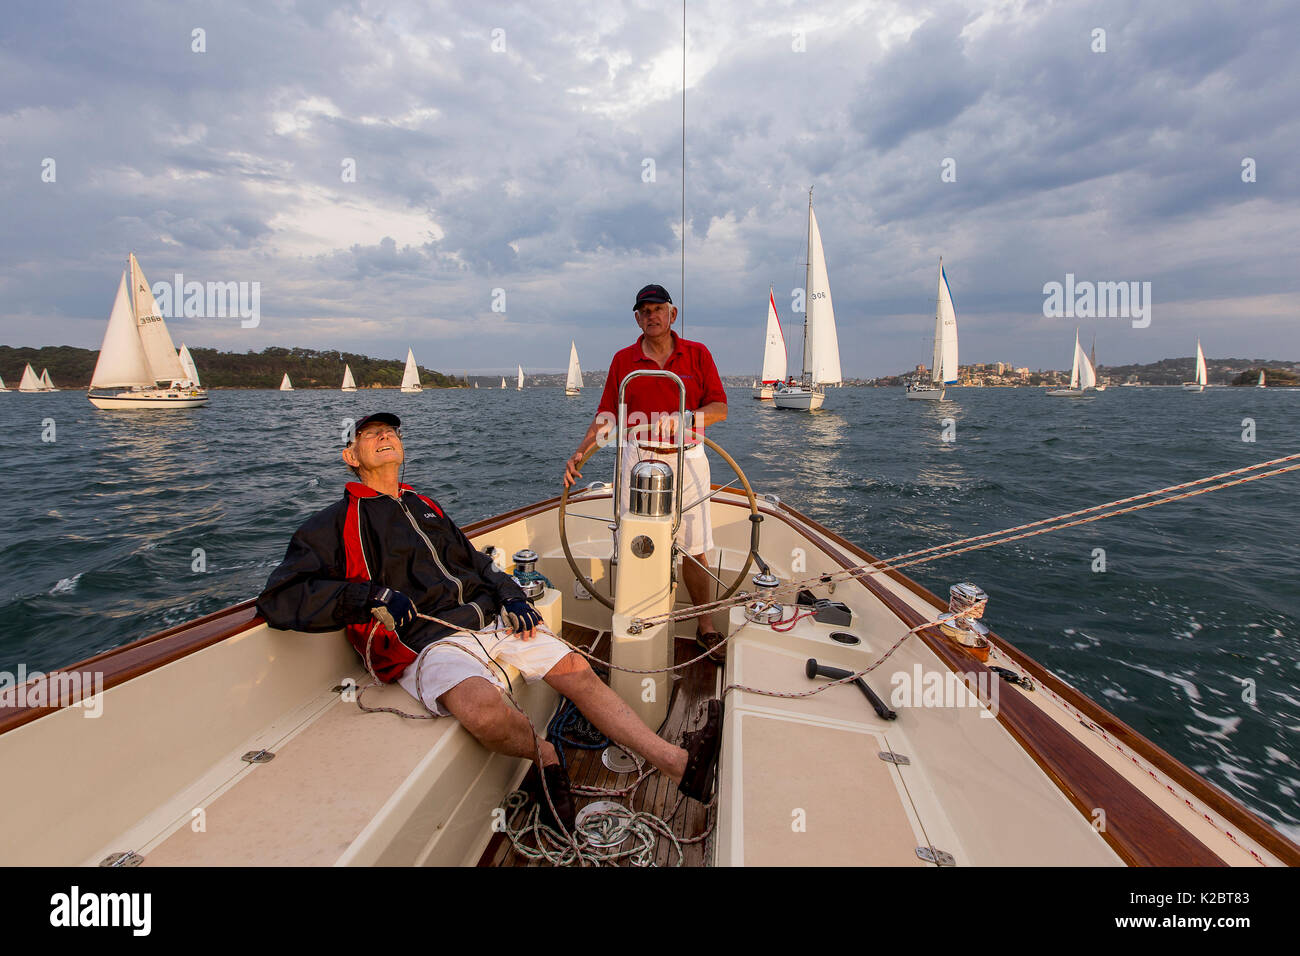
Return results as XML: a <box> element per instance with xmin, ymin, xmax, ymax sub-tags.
<box><xmin>760</xmin><ymin>289</ymin><xmax>787</xmax><ymax>383</ymax></box>
<box><xmin>517</xmin><ymin>365</ymin><xmax>524</xmax><ymax>390</ymax></box>
<box><xmin>1068</xmin><ymin>331</ymin><xmax>1082</xmax><ymax>389</ymax></box>
<box><xmin>39</xmin><ymin>369</ymin><xmax>55</xmax><ymax>390</ymax></box>
<box><xmin>129</xmin><ymin>254</ymin><xmax>186</xmax><ymax>383</ymax></box>
<box><xmin>341</xmin><ymin>365</ymin><xmax>356</xmax><ymax>391</ymax></box>
<box><xmin>1195</xmin><ymin>341</ymin><xmax>1207</xmax><ymax>386</ymax></box>
<box><xmin>566</xmin><ymin>343</ymin><xmax>584</xmax><ymax>391</ymax></box>
<box><xmin>931</xmin><ymin>263</ymin><xmax>959</xmax><ymax>385</ymax></box>
<box><xmin>401</xmin><ymin>349</ymin><xmax>421</xmax><ymax>390</ymax></box>
<box><xmin>280</xmin><ymin>373</ymin><xmax>293</xmax><ymax>391</ymax></box>
<box><xmin>802</xmin><ymin>204</ymin><xmax>842</xmax><ymax>385</ymax></box>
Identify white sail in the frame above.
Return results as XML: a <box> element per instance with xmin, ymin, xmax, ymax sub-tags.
<box><xmin>1077</xmin><ymin>340</ymin><xmax>1097</xmax><ymax>389</ymax></box>
<box><xmin>18</xmin><ymin>364</ymin><xmax>42</xmax><ymax>391</ymax></box>
<box><xmin>280</xmin><ymin>373</ymin><xmax>293</xmax><ymax>391</ymax></box>
<box><xmin>90</xmin><ymin>271</ymin><xmax>155</xmax><ymax>388</ymax></box>
<box><xmin>178</xmin><ymin>344</ymin><xmax>201</xmax><ymax>386</ymax></box>
<box><xmin>341</xmin><ymin>365</ymin><xmax>356</xmax><ymax>391</ymax></box>
<box><xmin>566</xmin><ymin>342</ymin><xmax>584</xmax><ymax>390</ymax></box>
<box><xmin>401</xmin><ymin>348</ymin><xmax>421</xmax><ymax>391</ymax></box>
<box><xmin>1259</xmin><ymin>370</ymin><xmax>1266</xmax><ymax>387</ymax></box>
<box><xmin>39</xmin><ymin>369</ymin><xmax>55</xmax><ymax>390</ymax></box>
<box><xmin>1068</xmin><ymin>330</ymin><xmax>1082</xmax><ymax>389</ymax></box>
<box><xmin>803</xmin><ymin>204</ymin><xmax>842</xmax><ymax>385</ymax></box>
<box><xmin>932</xmin><ymin>263</ymin><xmax>959</xmax><ymax>384</ymax></box>
<box><xmin>517</xmin><ymin>365</ymin><xmax>524</xmax><ymax>390</ymax></box>
<box><xmin>0</xmin><ymin>375</ymin><xmax>6</xmax><ymax>389</ymax></box>
<box><xmin>760</xmin><ymin>289</ymin><xmax>787</xmax><ymax>382</ymax></box>
<box><xmin>129</xmin><ymin>255</ymin><xmax>187</xmax><ymax>383</ymax></box>
<box><xmin>500</xmin><ymin>377</ymin><xmax>506</xmax><ymax>389</ymax></box>
<box><xmin>1195</xmin><ymin>341</ymin><xmax>1207</xmax><ymax>386</ymax></box>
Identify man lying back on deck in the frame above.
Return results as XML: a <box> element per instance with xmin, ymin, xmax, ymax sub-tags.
<box><xmin>255</xmin><ymin>412</ymin><xmax>720</xmax><ymax>833</ymax></box>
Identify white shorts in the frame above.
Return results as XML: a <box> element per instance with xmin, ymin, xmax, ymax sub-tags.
<box><xmin>616</xmin><ymin>441</ymin><xmax>715</xmax><ymax>555</ymax></box>
<box><xmin>396</xmin><ymin>623</ymin><xmax>574</xmax><ymax>716</ymax></box>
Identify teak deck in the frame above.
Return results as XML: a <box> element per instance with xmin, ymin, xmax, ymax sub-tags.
<box><xmin>479</xmin><ymin>623</ymin><xmax>718</xmax><ymax>867</ymax></box>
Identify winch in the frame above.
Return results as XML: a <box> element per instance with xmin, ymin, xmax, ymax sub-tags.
<box><xmin>510</xmin><ymin>548</ymin><xmax>546</xmax><ymax>601</ymax></box>
<box><xmin>937</xmin><ymin>582</ymin><xmax>992</xmax><ymax>660</ymax></box>
<box><xmin>744</xmin><ymin>571</ymin><xmax>784</xmax><ymax>624</ymax></box>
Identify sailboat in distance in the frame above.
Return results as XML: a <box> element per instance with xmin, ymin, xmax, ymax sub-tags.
<box><xmin>279</xmin><ymin>373</ymin><xmax>293</xmax><ymax>391</ymax></box>
<box><xmin>906</xmin><ymin>259</ymin><xmax>958</xmax><ymax>401</ymax></box>
<box><xmin>400</xmin><ymin>348</ymin><xmax>422</xmax><ymax>393</ymax></box>
<box><xmin>0</xmin><ymin>374</ymin><xmax>8</xmax><ymax>392</ymax></box>
<box><xmin>773</xmin><ymin>188</ymin><xmax>842</xmax><ymax>410</ymax></box>
<box><xmin>18</xmin><ymin>364</ymin><xmax>41</xmax><ymax>392</ymax></box>
<box><xmin>341</xmin><ymin>364</ymin><xmax>357</xmax><ymax>392</ymax></box>
<box><xmin>1258</xmin><ymin>369</ymin><xmax>1266</xmax><ymax>388</ymax></box>
<box><xmin>1183</xmin><ymin>341</ymin><xmax>1207</xmax><ymax>392</ymax></box>
<box><xmin>565</xmin><ymin>343</ymin><xmax>583</xmax><ymax>396</ymax></box>
<box><xmin>752</xmin><ymin>288</ymin><xmax>787</xmax><ymax>401</ymax></box>
<box><xmin>1046</xmin><ymin>329</ymin><xmax>1096</xmax><ymax>397</ymax></box>
<box><xmin>39</xmin><ymin>369</ymin><xmax>57</xmax><ymax>391</ymax></box>
<box><xmin>88</xmin><ymin>255</ymin><xmax>208</xmax><ymax>409</ymax></box>
<box><xmin>516</xmin><ymin>365</ymin><xmax>524</xmax><ymax>391</ymax></box>
<box><xmin>500</xmin><ymin>376</ymin><xmax>506</xmax><ymax>389</ymax></box>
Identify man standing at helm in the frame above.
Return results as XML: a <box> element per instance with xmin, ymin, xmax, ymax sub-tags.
<box><xmin>563</xmin><ymin>283</ymin><xmax>730</xmax><ymax>662</ymax></box>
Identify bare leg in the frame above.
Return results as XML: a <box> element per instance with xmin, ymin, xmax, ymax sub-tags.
<box><xmin>438</xmin><ymin>677</ymin><xmax>559</xmax><ymax>767</ymax></box>
<box><xmin>544</xmin><ymin>653</ymin><xmax>688</xmax><ymax>781</ymax></box>
<box><xmin>681</xmin><ymin>550</ymin><xmax>721</xmax><ymax>635</ymax></box>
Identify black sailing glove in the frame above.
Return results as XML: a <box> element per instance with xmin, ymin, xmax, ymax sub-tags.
<box><xmin>367</xmin><ymin>585</ymin><xmax>416</xmax><ymax>632</ymax></box>
<box><xmin>501</xmin><ymin>598</ymin><xmax>542</xmax><ymax>636</ymax></box>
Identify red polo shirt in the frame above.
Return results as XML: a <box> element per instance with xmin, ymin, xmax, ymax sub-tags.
<box><xmin>597</xmin><ymin>332</ymin><xmax>727</xmax><ymax>439</ymax></box>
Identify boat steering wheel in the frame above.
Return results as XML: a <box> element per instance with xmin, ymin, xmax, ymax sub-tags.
<box><xmin>558</xmin><ymin>432</ymin><xmax>762</xmax><ymax>612</ymax></box>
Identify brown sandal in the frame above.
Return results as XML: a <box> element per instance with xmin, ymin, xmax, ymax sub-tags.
<box><xmin>695</xmin><ymin>629</ymin><xmax>727</xmax><ymax>664</ymax></box>
<box><xmin>678</xmin><ymin>699</ymin><xmax>723</xmax><ymax>802</ymax></box>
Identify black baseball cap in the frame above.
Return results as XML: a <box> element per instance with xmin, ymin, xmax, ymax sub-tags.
<box><xmin>634</xmin><ymin>284</ymin><xmax>673</xmax><ymax>309</ymax></box>
<box><xmin>350</xmin><ymin>412</ymin><xmax>401</xmax><ymax>442</ymax></box>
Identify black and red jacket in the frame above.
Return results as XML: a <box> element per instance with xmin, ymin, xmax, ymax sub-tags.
<box><xmin>255</xmin><ymin>482</ymin><xmax>526</xmax><ymax>682</ymax></box>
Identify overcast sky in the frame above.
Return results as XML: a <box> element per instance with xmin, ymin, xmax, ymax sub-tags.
<box><xmin>1</xmin><ymin>0</ymin><xmax>1296</xmax><ymax>377</ymax></box>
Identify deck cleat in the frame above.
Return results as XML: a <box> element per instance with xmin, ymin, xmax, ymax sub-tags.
<box><xmin>937</xmin><ymin>582</ymin><xmax>992</xmax><ymax>661</ymax></box>
<box><xmin>744</xmin><ymin>571</ymin><xmax>785</xmax><ymax>624</ymax></box>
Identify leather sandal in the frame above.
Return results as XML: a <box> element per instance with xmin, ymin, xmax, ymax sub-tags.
<box><xmin>678</xmin><ymin>699</ymin><xmax>723</xmax><ymax>802</ymax></box>
<box><xmin>695</xmin><ymin>628</ymin><xmax>727</xmax><ymax>664</ymax></box>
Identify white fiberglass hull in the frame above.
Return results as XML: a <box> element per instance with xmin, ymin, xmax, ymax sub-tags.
<box><xmin>88</xmin><ymin>388</ymin><xmax>209</xmax><ymax>409</ymax></box>
<box><xmin>1183</xmin><ymin>383</ymin><xmax>1205</xmax><ymax>392</ymax></box>
<box><xmin>753</xmin><ymin>385</ymin><xmax>774</xmax><ymax>401</ymax></box>
<box><xmin>1046</xmin><ymin>388</ymin><xmax>1089</xmax><ymax>397</ymax></box>
<box><xmin>401</xmin><ymin>386</ymin><xmax>423</xmax><ymax>394</ymax></box>
<box><xmin>565</xmin><ymin>388</ymin><xmax>580</xmax><ymax>396</ymax></box>
<box><xmin>771</xmin><ymin>386</ymin><xmax>824</xmax><ymax>410</ymax></box>
<box><xmin>906</xmin><ymin>388</ymin><xmax>945</xmax><ymax>401</ymax></box>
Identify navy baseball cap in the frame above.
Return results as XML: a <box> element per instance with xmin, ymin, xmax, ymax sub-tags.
<box><xmin>350</xmin><ymin>412</ymin><xmax>401</xmax><ymax>442</ymax></box>
<box><xmin>634</xmin><ymin>284</ymin><xmax>673</xmax><ymax>309</ymax></box>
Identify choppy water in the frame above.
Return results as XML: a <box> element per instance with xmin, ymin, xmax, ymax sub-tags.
<box><xmin>1</xmin><ymin>386</ymin><xmax>1297</xmax><ymax>838</ymax></box>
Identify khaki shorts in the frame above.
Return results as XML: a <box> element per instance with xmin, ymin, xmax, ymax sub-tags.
<box><xmin>616</xmin><ymin>441</ymin><xmax>715</xmax><ymax>555</ymax></box>
<box><xmin>396</xmin><ymin>623</ymin><xmax>573</xmax><ymax>716</ymax></box>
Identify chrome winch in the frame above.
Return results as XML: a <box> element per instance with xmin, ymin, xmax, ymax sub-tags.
<box><xmin>937</xmin><ymin>582</ymin><xmax>991</xmax><ymax>658</ymax></box>
<box><xmin>510</xmin><ymin>548</ymin><xmax>546</xmax><ymax>600</ymax></box>
<box><xmin>744</xmin><ymin>570</ymin><xmax>785</xmax><ymax>624</ymax></box>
